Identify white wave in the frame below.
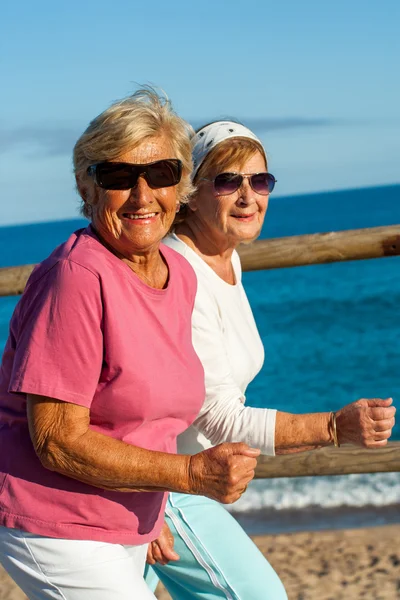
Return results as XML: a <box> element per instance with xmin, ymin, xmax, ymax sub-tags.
<box><xmin>227</xmin><ymin>472</ymin><xmax>400</xmax><ymax>513</ymax></box>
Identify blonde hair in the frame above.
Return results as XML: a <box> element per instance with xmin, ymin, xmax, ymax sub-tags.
<box><xmin>73</xmin><ymin>87</ymin><xmax>194</xmax><ymax>218</ymax></box>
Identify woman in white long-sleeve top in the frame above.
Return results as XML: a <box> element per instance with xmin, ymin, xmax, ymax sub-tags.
<box><xmin>145</xmin><ymin>121</ymin><xmax>396</xmax><ymax>600</ymax></box>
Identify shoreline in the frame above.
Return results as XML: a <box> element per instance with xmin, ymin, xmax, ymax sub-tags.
<box><xmin>231</xmin><ymin>502</ymin><xmax>400</xmax><ymax>535</ymax></box>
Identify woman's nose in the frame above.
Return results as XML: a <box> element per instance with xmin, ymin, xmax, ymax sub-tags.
<box><xmin>128</xmin><ymin>175</ymin><xmax>155</xmax><ymax>205</ymax></box>
<box><xmin>237</xmin><ymin>178</ymin><xmax>255</xmax><ymax>206</ymax></box>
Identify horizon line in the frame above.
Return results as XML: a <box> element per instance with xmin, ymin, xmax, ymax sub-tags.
<box><xmin>1</xmin><ymin>181</ymin><xmax>399</xmax><ymax>229</ymax></box>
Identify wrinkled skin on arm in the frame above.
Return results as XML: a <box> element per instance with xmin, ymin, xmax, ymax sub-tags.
<box><xmin>275</xmin><ymin>398</ymin><xmax>395</xmax><ymax>454</ymax></box>
<box><xmin>27</xmin><ymin>394</ymin><xmax>260</xmax><ymax>503</ymax></box>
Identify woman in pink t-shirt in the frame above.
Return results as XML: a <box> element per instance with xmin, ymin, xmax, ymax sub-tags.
<box><xmin>0</xmin><ymin>90</ymin><xmax>260</xmax><ymax>599</ymax></box>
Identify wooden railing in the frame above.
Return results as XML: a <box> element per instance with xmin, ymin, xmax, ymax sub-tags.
<box><xmin>254</xmin><ymin>442</ymin><xmax>400</xmax><ymax>479</ymax></box>
<box><xmin>1</xmin><ymin>224</ymin><xmax>400</xmax><ymax>479</ymax></box>
<box><xmin>2</xmin><ymin>225</ymin><xmax>400</xmax><ymax>296</ymax></box>
<box><xmin>238</xmin><ymin>224</ymin><xmax>400</xmax><ymax>271</ymax></box>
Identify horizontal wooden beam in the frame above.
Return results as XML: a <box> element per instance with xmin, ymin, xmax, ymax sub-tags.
<box><xmin>254</xmin><ymin>442</ymin><xmax>400</xmax><ymax>479</ymax></box>
<box><xmin>1</xmin><ymin>225</ymin><xmax>400</xmax><ymax>296</ymax></box>
<box><xmin>238</xmin><ymin>224</ymin><xmax>400</xmax><ymax>271</ymax></box>
<box><xmin>1</xmin><ymin>227</ymin><xmax>400</xmax><ymax>479</ymax></box>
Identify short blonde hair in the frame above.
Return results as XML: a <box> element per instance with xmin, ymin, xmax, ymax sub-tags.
<box><xmin>73</xmin><ymin>87</ymin><xmax>194</xmax><ymax>218</ymax></box>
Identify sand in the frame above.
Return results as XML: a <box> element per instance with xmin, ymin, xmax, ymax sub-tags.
<box><xmin>155</xmin><ymin>524</ymin><xmax>400</xmax><ymax>600</ymax></box>
<box><xmin>0</xmin><ymin>568</ymin><xmax>25</xmax><ymax>600</ymax></box>
<box><xmin>1</xmin><ymin>524</ymin><xmax>399</xmax><ymax>599</ymax></box>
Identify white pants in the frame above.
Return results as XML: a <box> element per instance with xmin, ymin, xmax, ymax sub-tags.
<box><xmin>0</xmin><ymin>526</ymin><xmax>156</xmax><ymax>599</ymax></box>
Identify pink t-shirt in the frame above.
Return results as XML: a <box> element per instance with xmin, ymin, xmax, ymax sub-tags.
<box><xmin>0</xmin><ymin>226</ymin><xmax>205</xmax><ymax>544</ymax></box>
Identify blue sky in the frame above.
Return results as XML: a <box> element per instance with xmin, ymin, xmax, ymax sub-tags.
<box><xmin>2</xmin><ymin>0</ymin><xmax>399</xmax><ymax>225</ymax></box>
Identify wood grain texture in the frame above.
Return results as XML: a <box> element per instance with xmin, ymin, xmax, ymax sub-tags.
<box><xmin>1</xmin><ymin>225</ymin><xmax>400</xmax><ymax>295</ymax></box>
<box><xmin>0</xmin><ymin>265</ymin><xmax>35</xmax><ymax>296</ymax></box>
<box><xmin>238</xmin><ymin>225</ymin><xmax>400</xmax><ymax>271</ymax></box>
<box><xmin>254</xmin><ymin>442</ymin><xmax>400</xmax><ymax>479</ymax></box>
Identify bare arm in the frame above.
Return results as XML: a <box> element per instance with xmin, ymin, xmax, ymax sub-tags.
<box><xmin>274</xmin><ymin>411</ymin><xmax>331</xmax><ymax>454</ymax></box>
<box><xmin>275</xmin><ymin>399</ymin><xmax>396</xmax><ymax>454</ymax></box>
<box><xmin>27</xmin><ymin>394</ymin><xmax>260</xmax><ymax>503</ymax></box>
<box><xmin>27</xmin><ymin>395</ymin><xmax>190</xmax><ymax>493</ymax></box>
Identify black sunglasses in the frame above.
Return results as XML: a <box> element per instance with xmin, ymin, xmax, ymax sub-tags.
<box><xmin>202</xmin><ymin>172</ymin><xmax>277</xmax><ymax>196</ymax></box>
<box><xmin>87</xmin><ymin>159</ymin><xmax>182</xmax><ymax>190</ymax></box>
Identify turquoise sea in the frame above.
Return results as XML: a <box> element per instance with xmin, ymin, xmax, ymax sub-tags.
<box><xmin>1</xmin><ymin>183</ymin><xmax>399</xmax><ymax>532</ymax></box>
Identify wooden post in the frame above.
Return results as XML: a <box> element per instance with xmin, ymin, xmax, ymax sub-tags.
<box><xmin>254</xmin><ymin>442</ymin><xmax>400</xmax><ymax>479</ymax></box>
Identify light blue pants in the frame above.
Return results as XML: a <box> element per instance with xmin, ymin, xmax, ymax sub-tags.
<box><xmin>145</xmin><ymin>493</ymin><xmax>287</xmax><ymax>600</ymax></box>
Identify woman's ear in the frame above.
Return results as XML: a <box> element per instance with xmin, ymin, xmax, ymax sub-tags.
<box><xmin>76</xmin><ymin>173</ymin><xmax>98</xmax><ymax>215</ymax></box>
<box><xmin>187</xmin><ymin>195</ymin><xmax>198</xmax><ymax>212</ymax></box>
<box><xmin>75</xmin><ymin>173</ymin><xmax>89</xmax><ymax>202</ymax></box>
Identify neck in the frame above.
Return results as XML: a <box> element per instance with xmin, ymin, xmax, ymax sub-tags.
<box><xmin>175</xmin><ymin>216</ymin><xmax>237</xmax><ymax>285</ymax></box>
<box><xmin>94</xmin><ymin>228</ymin><xmax>168</xmax><ymax>289</ymax></box>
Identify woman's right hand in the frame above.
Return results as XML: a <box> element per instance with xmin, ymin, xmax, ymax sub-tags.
<box><xmin>335</xmin><ymin>398</ymin><xmax>396</xmax><ymax>448</ymax></box>
<box><xmin>187</xmin><ymin>442</ymin><xmax>260</xmax><ymax>504</ymax></box>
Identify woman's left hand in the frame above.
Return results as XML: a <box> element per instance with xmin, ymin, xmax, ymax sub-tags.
<box><xmin>147</xmin><ymin>521</ymin><xmax>180</xmax><ymax>565</ymax></box>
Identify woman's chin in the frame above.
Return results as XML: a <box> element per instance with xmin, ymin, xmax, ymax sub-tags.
<box><xmin>118</xmin><ymin>222</ymin><xmax>168</xmax><ymax>254</ymax></box>
<box><xmin>239</xmin><ymin>233</ymin><xmax>261</xmax><ymax>245</ymax></box>
<box><xmin>228</xmin><ymin>224</ymin><xmax>262</xmax><ymax>245</ymax></box>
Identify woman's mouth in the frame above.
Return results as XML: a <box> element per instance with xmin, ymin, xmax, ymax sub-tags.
<box><xmin>122</xmin><ymin>212</ymin><xmax>158</xmax><ymax>223</ymax></box>
<box><xmin>231</xmin><ymin>213</ymin><xmax>256</xmax><ymax>221</ymax></box>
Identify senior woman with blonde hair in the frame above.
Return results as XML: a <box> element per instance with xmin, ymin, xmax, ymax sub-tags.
<box><xmin>0</xmin><ymin>97</ymin><xmax>260</xmax><ymax>599</ymax></box>
<box><xmin>145</xmin><ymin>120</ymin><xmax>396</xmax><ymax>599</ymax></box>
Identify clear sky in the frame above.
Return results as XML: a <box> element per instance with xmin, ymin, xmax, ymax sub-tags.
<box><xmin>1</xmin><ymin>0</ymin><xmax>399</xmax><ymax>225</ymax></box>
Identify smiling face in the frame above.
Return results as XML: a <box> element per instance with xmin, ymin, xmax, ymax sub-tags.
<box><xmin>82</xmin><ymin>135</ymin><xmax>179</xmax><ymax>258</ymax></box>
<box><xmin>191</xmin><ymin>150</ymin><xmax>269</xmax><ymax>248</ymax></box>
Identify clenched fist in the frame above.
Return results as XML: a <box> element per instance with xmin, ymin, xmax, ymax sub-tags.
<box><xmin>147</xmin><ymin>521</ymin><xmax>179</xmax><ymax>566</ymax></box>
<box><xmin>188</xmin><ymin>442</ymin><xmax>260</xmax><ymax>504</ymax></box>
<box><xmin>336</xmin><ymin>398</ymin><xmax>396</xmax><ymax>448</ymax></box>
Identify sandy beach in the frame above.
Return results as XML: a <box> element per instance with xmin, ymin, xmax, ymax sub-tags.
<box><xmin>1</xmin><ymin>524</ymin><xmax>399</xmax><ymax>599</ymax></box>
<box><xmin>155</xmin><ymin>524</ymin><xmax>400</xmax><ymax>600</ymax></box>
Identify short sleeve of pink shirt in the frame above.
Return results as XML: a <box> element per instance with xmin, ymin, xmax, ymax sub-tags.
<box><xmin>0</xmin><ymin>226</ymin><xmax>205</xmax><ymax>544</ymax></box>
<box><xmin>9</xmin><ymin>259</ymin><xmax>104</xmax><ymax>407</ymax></box>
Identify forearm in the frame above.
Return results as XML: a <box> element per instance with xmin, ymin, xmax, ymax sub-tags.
<box><xmin>275</xmin><ymin>411</ymin><xmax>332</xmax><ymax>453</ymax></box>
<box><xmin>27</xmin><ymin>395</ymin><xmax>192</xmax><ymax>494</ymax></box>
<box><xmin>43</xmin><ymin>428</ymin><xmax>192</xmax><ymax>493</ymax></box>
<box><xmin>28</xmin><ymin>395</ymin><xmax>263</xmax><ymax>505</ymax></box>
<box><xmin>275</xmin><ymin>444</ymin><xmax>325</xmax><ymax>455</ymax></box>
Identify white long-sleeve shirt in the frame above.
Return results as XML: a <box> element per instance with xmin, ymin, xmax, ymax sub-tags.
<box><xmin>164</xmin><ymin>234</ymin><xmax>276</xmax><ymax>456</ymax></box>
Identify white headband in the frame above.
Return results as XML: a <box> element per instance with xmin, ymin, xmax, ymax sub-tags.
<box><xmin>191</xmin><ymin>121</ymin><xmax>263</xmax><ymax>178</ymax></box>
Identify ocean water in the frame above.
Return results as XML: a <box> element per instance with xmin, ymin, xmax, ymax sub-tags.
<box><xmin>1</xmin><ymin>183</ymin><xmax>400</xmax><ymax>532</ymax></box>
